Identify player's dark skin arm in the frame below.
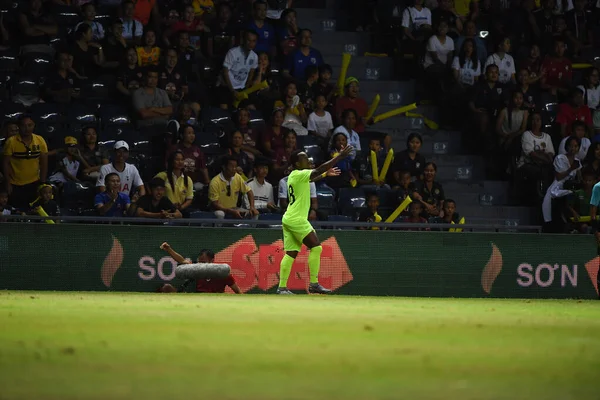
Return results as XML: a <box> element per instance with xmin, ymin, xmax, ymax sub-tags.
<box><xmin>309</xmin><ymin>146</ymin><xmax>354</xmax><ymax>181</ymax></box>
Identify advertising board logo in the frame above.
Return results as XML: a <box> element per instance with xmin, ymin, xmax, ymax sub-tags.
<box><xmin>101</xmin><ymin>235</ymin><xmax>353</xmax><ymax>293</ymax></box>
<box><xmin>480</xmin><ymin>242</ymin><xmax>599</xmax><ymax>296</ymax></box>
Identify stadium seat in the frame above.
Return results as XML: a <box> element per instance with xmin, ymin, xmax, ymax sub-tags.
<box><xmin>297</xmin><ymin>135</ymin><xmax>319</xmax><ymax>148</ymax></box>
<box><xmin>62</xmin><ymin>182</ymin><xmax>95</xmax><ymax>209</ymax></box>
<box><xmin>66</xmin><ymin>104</ymin><xmax>99</xmax><ymax>128</ymax></box>
<box><xmin>21</xmin><ymin>52</ymin><xmax>53</xmax><ymax>77</ymax></box>
<box><xmin>196</xmin><ymin>133</ymin><xmax>222</xmax><ymax>155</ymax></box>
<box><xmin>377</xmin><ymin>187</ymin><xmax>399</xmax><ymax>214</ymax></box>
<box><xmin>0</xmin><ymin>51</ymin><xmax>19</xmax><ymax>73</ymax></box>
<box><xmin>304</xmin><ymin>144</ymin><xmax>324</xmax><ymax>165</ymax></box>
<box><xmin>327</xmin><ymin>214</ymin><xmax>353</xmax><ymax>229</ymax></box>
<box><xmin>337</xmin><ymin>187</ymin><xmax>366</xmax><ymax>215</ymax></box>
<box><xmin>0</xmin><ymin>72</ymin><xmax>13</xmax><ymax>101</ymax></box>
<box><xmin>53</xmin><ymin>5</ymin><xmax>80</xmax><ymax>28</ymax></box>
<box><xmin>257</xmin><ymin>213</ymin><xmax>282</xmax><ymax>228</ymax></box>
<box><xmin>188</xmin><ymin>211</ymin><xmax>216</xmax><ymax>226</ymax></box>
<box><xmin>80</xmin><ymin>80</ymin><xmax>112</xmax><ymax>103</ymax></box>
<box><xmin>316</xmin><ymin>185</ymin><xmax>336</xmax><ymax>213</ymax></box>
<box><xmin>98</xmin><ymin>104</ymin><xmax>132</xmax><ymax>127</ymax></box>
<box><xmin>99</xmin><ymin>125</ymin><xmax>138</xmax><ymax>148</ymax></box>
<box><xmin>249</xmin><ymin>109</ymin><xmax>266</xmax><ymax>132</ymax></box>
<box><xmin>11</xmin><ymin>76</ymin><xmax>40</xmax><ymax>106</ymax></box>
<box><xmin>0</xmin><ymin>101</ymin><xmax>26</xmax><ymax>122</ymax></box>
<box><xmin>30</xmin><ymin>103</ymin><xmax>65</xmax><ymax>123</ymax></box>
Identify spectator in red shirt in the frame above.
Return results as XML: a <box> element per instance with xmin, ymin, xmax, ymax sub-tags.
<box><xmin>540</xmin><ymin>37</ymin><xmax>572</xmax><ymax>98</ymax></box>
<box><xmin>163</xmin><ymin>5</ymin><xmax>207</xmax><ymax>47</ymax></box>
<box><xmin>262</xmin><ymin>109</ymin><xmax>289</xmax><ymax>157</ymax></box>
<box><xmin>166</xmin><ymin>124</ymin><xmax>210</xmax><ymax>190</ymax></box>
<box><xmin>158</xmin><ymin>242</ymin><xmax>242</xmax><ymax>294</ymax></box>
<box><xmin>270</xmin><ymin>130</ymin><xmax>297</xmax><ymax>183</ymax></box>
<box><xmin>556</xmin><ymin>87</ymin><xmax>593</xmax><ymax>137</ymax></box>
<box><xmin>334</xmin><ymin>77</ymin><xmax>370</xmax><ymax>133</ymax></box>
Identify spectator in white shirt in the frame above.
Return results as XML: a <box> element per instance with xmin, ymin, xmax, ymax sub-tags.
<box><xmin>217</xmin><ymin>29</ymin><xmax>259</xmax><ymax>109</ymax></box>
<box><xmin>121</xmin><ymin>0</ymin><xmax>143</xmax><ymax>46</ymax></box>
<box><xmin>423</xmin><ymin>21</ymin><xmax>454</xmax><ymax>96</ymax></box>
<box><xmin>578</xmin><ymin>67</ymin><xmax>599</xmax><ymax>110</ymax></box>
<box><xmin>243</xmin><ymin>158</ymin><xmax>277</xmax><ymax>213</ymax></box>
<box><xmin>330</xmin><ymin>108</ymin><xmax>361</xmax><ymax>159</ymax></box>
<box><xmin>75</xmin><ymin>3</ymin><xmax>105</xmax><ymax>42</ymax></box>
<box><xmin>558</xmin><ymin>121</ymin><xmax>591</xmax><ymax>160</ymax></box>
<box><xmin>307</xmin><ymin>94</ymin><xmax>334</xmax><ymax>144</ymax></box>
<box><xmin>399</xmin><ymin>0</ymin><xmax>432</xmax><ymax>40</ymax></box>
<box><xmin>452</xmin><ymin>38</ymin><xmax>481</xmax><ymax>88</ymax></box>
<box><xmin>96</xmin><ymin>141</ymin><xmax>146</xmax><ymax>200</ymax></box>
<box><xmin>485</xmin><ymin>37</ymin><xmax>516</xmax><ymax>85</ymax></box>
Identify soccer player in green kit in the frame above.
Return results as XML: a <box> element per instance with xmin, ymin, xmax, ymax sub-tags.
<box><xmin>277</xmin><ymin>145</ymin><xmax>354</xmax><ymax>295</ymax></box>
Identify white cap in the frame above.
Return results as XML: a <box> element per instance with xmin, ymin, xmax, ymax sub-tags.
<box><xmin>114</xmin><ymin>140</ymin><xmax>129</xmax><ymax>151</ymax></box>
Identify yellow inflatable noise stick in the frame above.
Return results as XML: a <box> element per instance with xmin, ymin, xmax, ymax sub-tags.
<box><xmin>335</xmin><ymin>53</ymin><xmax>352</xmax><ymax>96</ymax></box>
<box><xmin>233</xmin><ymin>80</ymin><xmax>270</xmax><ymax>107</ymax></box>
<box><xmin>371</xmin><ymin>212</ymin><xmax>382</xmax><ymax>230</ymax></box>
<box><xmin>370</xmin><ymin>150</ymin><xmax>379</xmax><ymax>183</ymax></box>
<box><xmin>572</xmin><ymin>63</ymin><xmax>593</xmax><ymax>70</ymax></box>
<box><xmin>385</xmin><ymin>196</ymin><xmax>412</xmax><ymax>223</ymax></box>
<box><xmin>366</xmin><ymin>94</ymin><xmax>380</xmax><ymax>120</ymax></box>
<box><xmin>449</xmin><ymin>217</ymin><xmax>465</xmax><ymax>233</ymax></box>
<box><xmin>379</xmin><ymin>148</ymin><xmax>394</xmax><ymax>182</ymax></box>
<box><xmin>32</xmin><ymin>203</ymin><xmax>55</xmax><ymax>224</ymax></box>
<box><xmin>569</xmin><ymin>216</ymin><xmax>598</xmax><ymax>222</ymax></box>
<box><xmin>372</xmin><ymin>103</ymin><xmax>418</xmax><ymax>124</ymax></box>
<box><xmin>405</xmin><ymin>111</ymin><xmax>439</xmax><ymax>130</ymax></box>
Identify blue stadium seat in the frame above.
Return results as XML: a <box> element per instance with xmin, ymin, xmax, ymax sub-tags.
<box><xmin>316</xmin><ymin>185</ymin><xmax>336</xmax><ymax>212</ymax></box>
<box><xmin>66</xmin><ymin>104</ymin><xmax>98</xmax><ymax>128</ymax></box>
<box><xmin>98</xmin><ymin>104</ymin><xmax>132</xmax><ymax>127</ymax></box>
<box><xmin>0</xmin><ymin>101</ymin><xmax>26</xmax><ymax>122</ymax></box>
<box><xmin>11</xmin><ymin>76</ymin><xmax>40</xmax><ymax>106</ymax></box>
<box><xmin>304</xmin><ymin>144</ymin><xmax>324</xmax><ymax>165</ymax></box>
<box><xmin>297</xmin><ymin>135</ymin><xmax>319</xmax><ymax>148</ymax></box>
<box><xmin>327</xmin><ymin>214</ymin><xmax>353</xmax><ymax>229</ymax></box>
<box><xmin>0</xmin><ymin>72</ymin><xmax>13</xmax><ymax>101</ymax></box>
<box><xmin>377</xmin><ymin>187</ymin><xmax>399</xmax><ymax>213</ymax></box>
<box><xmin>196</xmin><ymin>133</ymin><xmax>222</xmax><ymax>155</ymax></box>
<box><xmin>21</xmin><ymin>52</ymin><xmax>53</xmax><ymax>77</ymax></box>
<box><xmin>0</xmin><ymin>51</ymin><xmax>19</xmax><ymax>73</ymax></box>
<box><xmin>337</xmin><ymin>187</ymin><xmax>366</xmax><ymax>215</ymax></box>
<box><xmin>30</xmin><ymin>103</ymin><xmax>65</xmax><ymax>123</ymax></box>
<box><xmin>62</xmin><ymin>182</ymin><xmax>95</xmax><ymax>209</ymax></box>
<box><xmin>53</xmin><ymin>5</ymin><xmax>80</xmax><ymax>27</ymax></box>
<box><xmin>80</xmin><ymin>80</ymin><xmax>112</xmax><ymax>103</ymax></box>
<box><xmin>258</xmin><ymin>213</ymin><xmax>282</xmax><ymax>228</ymax></box>
<box><xmin>99</xmin><ymin>125</ymin><xmax>138</xmax><ymax>148</ymax></box>
<box><xmin>188</xmin><ymin>211</ymin><xmax>215</xmax><ymax>226</ymax></box>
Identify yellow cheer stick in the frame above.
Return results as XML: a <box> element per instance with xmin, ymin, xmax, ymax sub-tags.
<box><xmin>233</xmin><ymin>80</ymin><xmax>269</xmax><ymax>107</ymax></box>
<box><xmin>335</xmin><ymin>53</ymin><xmax>352</xmax><ymax>96</ymax></box>
<box><xmin>385</xmin><ymin>196</ymin><xmax>412</xmax><ymax>223</ymax></box>
<box><xmin>449</xmin><ymin>217</ymin><xmax>465</xmax><ymax>233</ymax></box>
<box><xmin>363</xmin><ymin>52</ymin><xmax>389</xmax><ymax>58</ymax></box>
<box><xmin>370</xmin><ymin>150</ymin><xmax>379</xmax><ymax>183</ymax></box>
<box><xmin>366</xmin><ymin>94</ymin><xmax>380</xmax><ymax>120</ymax></box>
<box><xmin>405</xmin><ymin>111</ymin><xmax>439</xmax><ymax>130</ymax></box>
<box><xmin>350</xmin><ymin>178</ymin><xmax>357</xmax><ymax>187</ymax></box>
<box><xmin>379</xmin><ymin>148</ymin><xmax>394</xmax><ymax>182</ymax></box>
<box><xmin>34</xmin><ymin>205</ymin><xmax>55</xmax><ymax>224</ymax></box>
<box><xmin>371</xmin><ymin>212</ymin><xmax>382</xmax><ymax>230</ymax></box>
<box><xmin>572</xmin><ymin>63</ymin><xmax>593</xmax><ymax>70</ymax></box>
<box><xmin>372</xmin><ymin>103</ymin><xmax>418</xmax><ymax>124</ymax></box>
<box><xmin>569</xmin><ymin>216</ymin><xmax>598</xmax><ymax>222</ymax></box>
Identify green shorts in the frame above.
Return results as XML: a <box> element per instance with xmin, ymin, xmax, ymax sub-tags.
<box><xmin>282</xmin><ymin>219</ymin><xmax>314</xmax><ymax>252</ymax></box>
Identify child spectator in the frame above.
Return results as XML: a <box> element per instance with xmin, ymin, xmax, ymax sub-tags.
<box><xmin>243</xmin><ymin>158</ymin><xmax>277</xmax><ymax>213</ymax></box>
<box><xmin>540</xmin><ymin>37</ymin><xmax>572</xmax><ymax>98</ymax></box>
<box><xmin>556</xmin><ymin>88</ymin><xmax>593</xmax><ymax>137</ymax></box>
<box><xmin>485</xmin><ymin>36</ymin><xmax>516</xmax><ymax>85</ymax></box>
<box><xmin>331</xmin><ymin>109</ymin><xmax>361</xmax><ymax>158</ymax></box>
<box><xmin>28</xmin><ymin>184</ymin><xmax>60</xmax><ymax>222</ymax></box>
<box><xmin>75</xmin><ymin>3</ymin><xmax>105</xmax><ymax>42</ymax></box>
<box><xmin>137</xmin><ymin>29</ymin><xmax>161</xmax><ymax>67</ymax></box>
<box><xmin>357</xmin><ymin>192</ymin><xmax>382</xmax><ymax>230</ymax></box>
<box><xmin>49</xmin><ymin>136</ymin><xmax>87</xmax><ymax>186</ymax></box>
<box><xmin>228</xmin><ymin>131</ymin><xmax>253</xmax><ymax>179</ymax></box>
<box><xmin>335</xmin><ymin>77</ymin><xmax>369</xmax><ymax>133</ymax></box>
<box><xmin>404</xmin><ymin>202</ymin><xmax>429</xmax><ymax>230</ymax></box>
<box><xmin>558</xmin><ymin>121</ymin><xmax>591</xmax><ymax>160</ymax></box>
<box><xmin>441</xmin><ymin>199</ymin><xmax>461</xmax><ymax>224</ymax></box>
<box><xmin>262</xmin><ymin>109</ymin><xmax>289</xmax><ymax>157</ymax></box>
<box><xmin>567</xmin><ymin>170</ymin><xmax>596</xmax><ymax>233</ymax></box>
<box><xmin>326</xmin><ymin>132</ymin><xmax>357</xmax><ymax>190</ymax></box>
<box><xmin>155</xmin><ymin>150</ymin><xmax>194</xmax><ymax>216</ymax></box>
<box><xmin>577</xmin><ymin>67</ymin><xmax>599</xmax><ymax>113</ymax></box>
<box><xmin>0</xmin><ymin>189</ymin><xmax>17</xmax><ymax>218</ymax></box>
<box><xmin>392</xmin><ymin>132</ymin><xmax>426</xmax><ymax>183</ymax></box>
<box><xmin>274</xmin><ymin>81</ymin><xmax>308</xmax><ymax>125</ymax></box>
<box><xmin>307</xmin><ymin>94</ymin><xmax>334</xmax><ymax>145</ymax></box>
<box><xmin>358</xmin><ymin>137</ymin><xmax>387</xmax><ymax>187</ymax></box>
<box><xmin>136</xmin><ymin>177</ymin><xmax>183</xmax><ymax>219</ymax></box>
<box><xmin>314</xmin><ymin>64</ymin><xmax>335</xmax><ymax>106</ymax></box>
<box><xmin>95</xmin><ymin>172</ymin><xmax>131</xmax><ymax>217</ymax></box>
<box><xmin>519</xmin><ymin>45</ymin><xmax>543</xmax><ymax>83</ymax></box>
<box><xmin>395</xmin><ymin>171</ymin><xmax>414</xmax><ymax>217</ymax></box>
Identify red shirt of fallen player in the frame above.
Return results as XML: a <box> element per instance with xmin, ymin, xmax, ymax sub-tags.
<box><xmin>159</xmin><ymin>243</ymin><xmax>241</xmax><ymax>293</ymax></box>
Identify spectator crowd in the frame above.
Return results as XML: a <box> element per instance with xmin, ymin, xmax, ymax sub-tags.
<box><xmin>0</xmin><ymin>0</ymin><xmax>598</xmax><ymax>233</ymax></box>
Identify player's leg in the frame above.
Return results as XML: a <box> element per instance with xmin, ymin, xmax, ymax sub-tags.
<box><xmin>303</xmin><ymin>230</ymin><xmax>331</xmax><ymax>294</ymax></box>
<box><xmin>278</xmin><ymin>224</ymin><xmax>301</xmax><ymax>294</ymax></box>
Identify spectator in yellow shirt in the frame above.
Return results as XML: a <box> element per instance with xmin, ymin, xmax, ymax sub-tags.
<box><xmin>208</xmin><ymin>156</ymin><xmax>259</xmax><ymax>219</ymax></box>
<box><xmin>155</xmin><ymin>150</ymin><xmax>194</xmax><ymax>216</ymax></box>
<box><xmin>192</xmin><ymin>0</ymin><xmax>214</xmax><ymax>17</ymax></box>
<box><xmin>2</xmin><ymin>115</ymin><xmax>48</xmax><ymax>209</ymax></box>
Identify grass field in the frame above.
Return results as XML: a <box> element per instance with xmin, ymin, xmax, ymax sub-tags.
<box><xmin>1</xmin><ymin>292</ymin><xmax>600</xmax><ymax>400</ymax></box>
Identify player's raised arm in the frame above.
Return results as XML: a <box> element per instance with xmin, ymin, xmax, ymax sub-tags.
<box><xmin>160</xmin><ymin>242</ymin><xmax>191</xmax><ymax>265</ymax></box>
<box><xmin>309</xmin><ymin>145</ymin><xmax>354</xmax><ymax>181</ymax></box>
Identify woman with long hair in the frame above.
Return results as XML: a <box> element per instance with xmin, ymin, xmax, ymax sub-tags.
<box><xmin>154</xmin><ymin>150</ymin><xmax>194</xmax><ymax>214</ymax></box>
<box><xmin>411</xmin><ymin>162</ymin><xmax>445</xmax><ymax>218</ymax></box>
<box><xmin>583</xmin><ymin>141</ymin><xmax>600</xmax><ymax>179</ymax></box>
<box><xmin>72</xmin><ymin>24</ymin><xmax>105</xmax><ymax>79</ymax></box>
<box><xmin>485</xmin><ymin>36</ymin><xmax>516</xmax><ymax>85</ymax></box>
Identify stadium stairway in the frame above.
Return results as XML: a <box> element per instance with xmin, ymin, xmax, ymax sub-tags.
<box><xmin>295</xmin><ymin>4</ymin><xmax>539</xmax><ymax>227</ymax></box>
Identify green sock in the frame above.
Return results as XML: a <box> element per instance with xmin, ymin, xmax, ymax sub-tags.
<box><xmin>308</xmin><ymin>246</ymin><xmax>323</xmax><ymax>284</ymax></box>
<box><xmin>279</xmin><ymin>254</ymin><xmax>295</xmax><ymax>288</ymax></box>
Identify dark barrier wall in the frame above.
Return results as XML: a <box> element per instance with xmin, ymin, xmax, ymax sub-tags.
<box><xmin>0</xmin><ymin>224</ymin><xmax>598</xmax><ymax>299</ymax></box>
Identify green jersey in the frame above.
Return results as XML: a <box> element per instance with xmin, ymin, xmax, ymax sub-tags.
<box><xmin>283</xmin><ymin>169</ymin><xmax>312</xmax><ymax>223</ymax></box>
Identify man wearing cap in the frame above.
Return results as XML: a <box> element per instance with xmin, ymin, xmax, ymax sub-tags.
<box><xmin>284</xmin><ymin>29</ymin><xmax>324</xmax><ymax>81</ymax></box>
<box><xmin>96</xmin><ymin>141</ymin><xmax>145</xmax><ymax>200</ymax></box>
<box><xmin>335</xmin><ymin>77</ymin><xmax>369</xmax><ymax>134</ymax></box>
<box><xmin>48</xmin><ymin>136</ymin><xmax>88</xmax><ymax>185</ymax></box>
<box><xmin>3</xmin><ymin>115</ymin><xmax>48</xmax><ymax>209</ymax></box>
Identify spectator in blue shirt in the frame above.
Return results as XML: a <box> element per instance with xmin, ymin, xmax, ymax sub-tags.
<box><xmin>284</xmin><ymin>29</ymin><xmax>324</xmax><ymax>80</ymax></box>
<box><xmin>247</xmin><ymin>0</ymin><xmax>275</xmax><ymax>56</ymax></box>
<box><xmin>95</xmin><ymin>172</ymin><xmax>131</xmax><ymax>217</ymax></box>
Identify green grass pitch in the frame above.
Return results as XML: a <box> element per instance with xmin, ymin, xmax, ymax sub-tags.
<box><xmin>1</xmin><ymin>291</ymin><xmax>600</xmax><ymax>400</ymax></box>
